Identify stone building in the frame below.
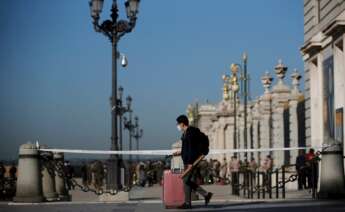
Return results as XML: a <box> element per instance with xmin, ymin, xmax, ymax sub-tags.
<box><xmin>181</xmin><ymin>61</ymin><xmax>305</xmax><ymax>168</ymax></box>
<box><xmin>301</xmin><ymin>0</ymin><xmax>345</xmax><ymax>160</ymax></box>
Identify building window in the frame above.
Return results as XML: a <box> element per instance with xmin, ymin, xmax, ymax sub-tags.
<box><xmin>322</xmin><ymin>56</ymin><xmax>335</xmax><ymax>139</ymax></box>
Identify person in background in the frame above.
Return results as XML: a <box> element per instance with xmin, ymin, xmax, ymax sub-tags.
<box><xmin>219</xmin><ymin>158</ymin><xmax>228</xmax><ymax>185</ymax></box>
<box><xmin>241</xmin><ymin>159</ymin><xmax>249</xmax><ymax>172</ymax></box>
<box><xmin>248</xmin><ymin>157</ymin><xmax>258</xmax><ymax>185</ymax></box>
<box><xmin>81</xmin><ymin>162</ymin><xmax>88</xmax><ymax>187</ymax></box>
<box><xmin>260</xmin><ymin>155</ymin><xmax>273</xmax><ymax>172</ymax></box>
<box><xmin>295</xmin><ymin>150</ymin><xmax>306</xmax><ymax>190</ymax></box>
<box><xmin>0</xmin><ymin>162</ymin><xmax>5</xmax><ymax>192</ymax></box>
<box><xmin>305</xmin><ymin>148</ymin><xmax>315</xmax><ymax>189</ymax></box>
<box><xmin>207</xmin><ymin>159</ymin><xmax>214</xmax><ymax>184</ymax></box>
<box><xmin>259</xmin><ymin>155</ymin><xmax>273</xmax><ymax>187</ymax></box>
<box><xmin>305</xmin><ymin>148</ymin><xmax>320</xmax><ymax>190</ymax></box>
<box><xmin>229</xmin><ymin>156</ymin><xmax>240</xmax><ymax>195</ymax></box>
<box><xmin>139</xmin><ymin>164</ymin><xmax>147</xmax><ymax>187</ymax></box>
<box><xmin>87</xmin><ymin>163</ymin><xmax>93</xmax><ymax>186</ymax></box>
<box><xmin>214</xmin><ymin>160</ymin><xmax>221</xmax><ymax>183</ymax></box>
<box><xmin>92</xmin><ymin>160</ymin><xmax>104</xmax><ymax>192</ymax></box>
<box><xmin>9</xmin><ymin>163</ymin><xmax>17</xmax><ymax>180</ymax></box>
<box><xmin>248</xmin><ymin>157</ymin><xmax>258</xmax><ymax>173</ymax></box>
<box><xmin>146</xmin><ymin>161</ymin><xmax>154</xmax><ymax>187</ymax></box>
<box><xmin>64</xmin><ymin>161</ymin><xmax>75</xmax><ymax>190</ymax></box>
<box><xmin>0</xmin><ymin>162</ymin><xmax>5</xmax><ymax>180</ymax></box>
<box><xmin>198</xmin><ymin>160</ymin><xmax>208</xmax><ymax>184</ymax></box>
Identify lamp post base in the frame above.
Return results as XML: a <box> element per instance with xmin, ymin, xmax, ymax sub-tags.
<box><xmin>106</xmin><ymin>157</ymin><xmax>122</xmax><ymax>190</ymax></box>
<box><xmin>318</xmin><ymin>142</ymin><xmax>345</xmax><ymax>199</ymax></box>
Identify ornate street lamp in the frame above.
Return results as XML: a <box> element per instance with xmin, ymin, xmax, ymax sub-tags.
<box><xmin>133</xmin><ymin>116</ymin><xmax>143</xmax><ymax>162</ymax></box>
<box><xmin>222</xmin><ymin>74</ymin><xmax>231</xmax><ymax>101</ymax></box>
<box><xmin>89</xmin><ymin>0</ymin><xmax>140</xmax><ymax>190</ymax></box>
<box><xmin>231</xmin><ymin>53</ymin><xmax>249</xmax><ymax>160</ymax></box>
<box><xmin>123</xmin><ymin>95</ymin><xmax>135</xmax><ymax>187</ymax></box>
<box><xmin>124</xmin><ymin>95</ymin><xmax>134</xmax><ymax>162</ymax></box>
<box><xmin>231</xmin><ymin>63</ymin><xmax>240</xmax><ymax>157</ymax></box>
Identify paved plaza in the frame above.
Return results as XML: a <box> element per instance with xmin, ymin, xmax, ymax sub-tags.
<box><xmin>2</xmin><ymin>198</ymin><xmax>345</xmax><ymax>212</ymax></box>
<box><xmin>2</xmin><ymin>184</ymin><xmax>345</xmax><ymax>211</ymax></box>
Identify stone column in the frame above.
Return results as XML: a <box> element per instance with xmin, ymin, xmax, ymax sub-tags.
<box><xmin>209</xmin><ymin>122</ymin><xmax>217</xmax><ymax>161</ymax></box>
<box><xmin>247</xmin><ymin>109</ymin><xmax>254</xmax><ymax>160</ymax></box>
<box><xmin>271</xmin><ymin>60</ymin><xmax>291</xmax><ymax>167</ymax></box>
<box><xmin>271</xmin><ymin>106</ymin><xmax>287</xmax><ymax>166</ymax></box>
<box><xmin>219</xmin><ymin>122</ymin><xmax>226</xmax><ymax>163</ymax></box>
<box><xmin>238</xmin><ymin>106</ymin><xmax>244</xmax><ymax>160</ymax></box>
<box><xmin>259</xmin><ymin>71</ymin><xmax>273</xmax><ymax>161</ymax></box>
<box><xmin>53</xmin><ymin>152</ymin><xmax>70</xmax><ymax>201</ymax></box>
<box><xmin>14</xmin><ymin>143</ymin><xmax>44</xmax><ymax>202</ymax></box>
<box><xmin>224</xmin><ymin>120</ymin><xmax>234</xmax><ymax>162</ymax></box>
<box><xmin>252</xmin><ymin>100</ymin><xmax>261</xmax><ymax>163</ymax></box>
<box><xmin>212</xmin><ymin>122</ymin><xmax>220</xmax><ymax>161</ymax></box>
<box><xmin>40</xmin><ymin>147</ymin><xmax>58</xmax><ymax>201</ymax></box>
<box><xmin>289</xmin><ymin>69</ymin><xmax>304</xmax><ymax>164</ymax></box>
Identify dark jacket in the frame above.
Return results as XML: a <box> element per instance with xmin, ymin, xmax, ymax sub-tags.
<box><xmin>295</xmin><ymin>154</ymin><xmax>306</xmax><ymax>170</ymax></box>
<box><xmin>181</xmin><ymin>126</ymin><xmax>202</xmax><ymax>165</ymax></box>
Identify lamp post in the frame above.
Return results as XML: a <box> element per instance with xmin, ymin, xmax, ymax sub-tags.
<box><xmin>124</xmin><ymin>95</ymin><xmax>134</xmax><ymax>160</ymax></box>
<box><xmin>89</xmin><ymin>0</ymin><xmax>140</xmax><ymax>190</ymax></box>
<box><xmin>242</xmin><ymin>53</ymin><xmax>248</xmax><ymax>161</ymax></box>
<box><xmin>231</xmin><ymin>64</ymin><xmax>240</xmax><ymax>157</ymax></box>
<box><xmin>123</xmin><ymin>95</ymin><xmax>135</xmax><ymax>186</ymax></box>
<box><xmin>118</xmin><ymin>86</ymin><xmax>124</xmax><ymax>152</ymax></box>
<box><xmin>231</xmin><ymin>53</ymin><xmax>248</xmax><ymax>160</ymax></box>
<box><xmin>133</xmin><ymin>116</ymin><xmax>143</xmax><ymax>162</ymax></box>
<box><xmin>118</xmin><ymin>87</ymin><xmax>133</xmax><ymax>153</ymax></box>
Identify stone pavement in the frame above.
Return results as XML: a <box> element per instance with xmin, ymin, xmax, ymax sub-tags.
<box><xmin>2</xmin><ymin>199</ymin><xmax>345</xmax><ymax>212</ymax></box>
<box><xmin>1</xmin><ymin>184</ymin><xmax>345</xmax><ymax>212</ymax></box>
<box><xmin>69</xmin><ymin>184</ymin><xmax>315</xmax><ymax>203</ymax></box>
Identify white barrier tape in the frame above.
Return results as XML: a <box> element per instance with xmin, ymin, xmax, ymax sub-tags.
<box><xmin>39</xmin><ymin>146</ymin><xmax>325</xmax><ymax>156</ymax></box>
<box><xmin>209</xmin><ymin>146</ymin><xmax>323</xmax><ymax>154</ymax></box>
<box><xmin>40</xmin><ymin>149</ymin><xmax>173</xmax><ymax>155</ymax></box>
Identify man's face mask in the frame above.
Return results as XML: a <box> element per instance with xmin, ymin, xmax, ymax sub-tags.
<box><xmin>177</xmin><ymin>124</ymin><xmax>182</xmax><ymax>132</ymax></box>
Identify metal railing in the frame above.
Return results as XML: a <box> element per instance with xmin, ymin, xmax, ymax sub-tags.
<box><xmin>230</xmin><ymin>162</ymin><xmax>319</xmax><ymax>199</ymax></box>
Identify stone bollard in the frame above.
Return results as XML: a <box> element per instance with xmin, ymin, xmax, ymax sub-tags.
<box><xmin>14</xmin><ymin>143</ymin><xmax>44</xmax><ymax>202</ymax></box>
<box><xmin>53</xmin><ymin>152</ymin><xmax>70</xmax><ymax>201</ymax></box>
<box><xmin>318</xmin><ymin>140</ymin><xmax>345</xmax><ymax>198</ymax></box>
<box><xmin>40</xmin><ymin>146</ymin><xmax>58</xmax><ymax>201</ymax></box>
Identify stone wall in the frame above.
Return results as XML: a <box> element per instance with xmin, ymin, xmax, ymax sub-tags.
<box><xmin>185</xmin><ymin>60</ymin><xmax>305</xmax><ymax>168</ymax></box>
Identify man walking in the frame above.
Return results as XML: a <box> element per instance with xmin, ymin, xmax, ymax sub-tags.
<box><xmin>173</xmin><ymin>115</ymin><xmax>213</xmax><ymax>209</ymax></box>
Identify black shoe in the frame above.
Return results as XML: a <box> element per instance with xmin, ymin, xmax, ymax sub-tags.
<box><xmin>178</xmin><ymin>203</ymin><xmax>192</xmax><ymax>209</ymax></box>
<box><xmin>205</xmin><ymin>192</ymin><xmax>213</xmax><ymax>206</ymax></box>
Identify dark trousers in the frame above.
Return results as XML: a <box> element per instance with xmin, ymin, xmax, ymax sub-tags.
<box><xmin>231</xmin><ymin>172</ymin><xmax>239</xmax><ymax>195</ymax></box>
<box><xmin>183</xmin><ymin>165</ymin><xmax>208</xmax><ymax>205</ymax></box>
<box><xmin>306</xmin><ymin>164</ymin><xmax>318</xmax><ymax>189</ymax></box>
<box><xmin>297</xmin><ymin>169</ymin><xmax>306</xmax><ymax>190</ymax></box>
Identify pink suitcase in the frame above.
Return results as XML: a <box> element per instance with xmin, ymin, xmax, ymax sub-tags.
<box><xmin>162</xmin><ymin>169</ymin><xmax>185</xmax><ymax>209</ymax></box>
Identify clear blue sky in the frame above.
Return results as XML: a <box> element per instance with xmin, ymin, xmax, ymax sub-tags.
<box><xmin>0</xmin><ymin>0</ymin><xmax>304</xmax><ymax>160</ymax></box>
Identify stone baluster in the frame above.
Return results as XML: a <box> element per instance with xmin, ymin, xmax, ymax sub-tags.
<box><xmin>259</xmin><ymin>71</ymin><xmax>274</xmax><ymax>162</ymax></box>
<box><xmin>14</xmin><ymin>143</ymin><xmax>44</xmax><ymax>202</ymax></box>
<box><xmin>40</xmin><ymin>146</ymin><xmax>58</xmax><ymax>201</ymax></box>
<box><xmin>53</xmin><ymin>152</ymin><xmax>70</xmax><ymax>201</ymax></box>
